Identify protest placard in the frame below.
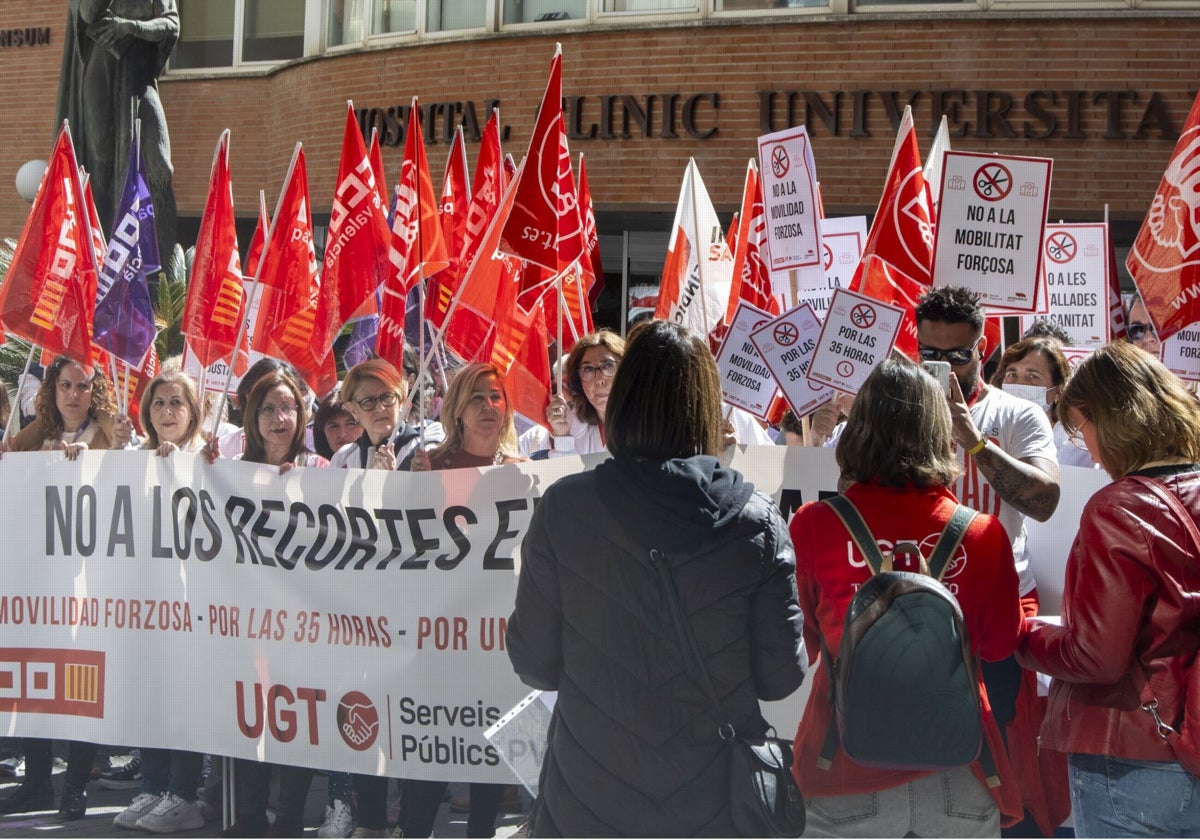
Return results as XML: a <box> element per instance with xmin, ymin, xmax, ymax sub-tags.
<box><xmin>757</xmin><ymin>127</ymin><xmax>822</xmax><ymax>272</ymax></box>
<box><xmin>1161</xmin><ymin>321</ymin><xmax>1200</xmax><ymax>381</ymax></box>
<box><xmin>789</xmin><ymin>216</ymin><xmax>867</xmax><ymax>319</ymax></box>
<box><xmin>932</xmin><ymin>151</ymin><xmax>1053</xmax><ymax>311</ymax></box>
<box><xmin>807</xmin><ymin>288</ymin><xmax>903</xmax><ymax>393</ymax></box>
<box><xmin>1018</xmin><ymin>223</ymin><xmax>1109</xmax><ymax>346</ymax></box>
<box><xmin>750</xmin><ymin>303</ymin><xmax>831</xmax><ymax>417</ymax></box>
<box><xmin>714</xmin><ymin>301</ymin><xmax>778</xmax><ymax>418</ymax></box>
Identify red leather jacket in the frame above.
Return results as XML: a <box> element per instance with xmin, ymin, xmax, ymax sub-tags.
<box><xmin>1016</xmin><ymin>465</ymin><xmax>1200</xmax><ymax>760</ymax></box>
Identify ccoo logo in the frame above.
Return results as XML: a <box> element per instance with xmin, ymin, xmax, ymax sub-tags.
<box><xmin>337</xmin><ymin>691</ymin><xmax>380</xmax><ymax>751</ymax></box>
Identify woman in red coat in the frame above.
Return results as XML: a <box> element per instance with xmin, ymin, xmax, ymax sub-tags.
<box><xmin>1017</xmin><ymin>341</ymin><xmax>1200</xmax><ymax>837</ymax></box>
<box><xmin>790</xmin><ymin>357</ymin><xmax>1024</xmax><ymax>837</ymax></box>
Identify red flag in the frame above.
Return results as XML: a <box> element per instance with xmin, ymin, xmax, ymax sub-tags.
<box><xmin>428</xmin><ymin>110</ymin><xmax>505</xmax><ymax>332</ymax></box>
<box><xmin>855</xmin><ymin>106</ymin><xmax>936</xmax><ymax>288</ymax></box>
<box><xmin>440</xmin><ymin>125</ymin><xmax>471</xmax><ymax>276</ymax></box>
<box><xmin>726</xmin><ymin>160</ymin><xmax>779</xmax><ymax>322</ymax></box>
<box><xmin>377</xmin><ymin>97</ymin><xmax>451</xmax><ymax>370</ymax></box>
<box><xmin>496</xmin><ymin>303</ymin><xmax>551</xmax><ymax>429</ymax></box>
<box><xmin>244</xmin><ymin>202</ymin><xmax>268</xmax><ymax>281</ymax></box>
<box><xmin>443</xmin><ymin>164</ymin><xmax>525</xmax><ymax>363</ymax></box>
<box><xmin>578</xmin><ymin>153</ymin><xmax>605</xmax><ymax>305</ymax></box>
<box><xmin>1125</xmin><ymin>90</ymin><xmax>1200</xmax><ymax>342</ymax></box>
<box><xmin>252</xmin><ymin>144</ymin><xmax>337</xmax><ymax>397</ymax></box>
<box><xmin>852</xmin><ymin>257</ymin><xmax>925</xmax><ymax>360</ymax></box>
<box><xmin>984</xmin><ymin>316</ymin><xmax>1003</xmax><ymax>365</ymax></box>
<box><xmin>850</xmin><ymin>106</ymin><xmax>936</xmax><ymax>359</ymax></box>
<box><xmin>82</xmin><ymin>177</ymin><xmax>106</xmax><ymax>277</ymax></box>
<box><xmin>0</xmin><ymin>124</ymin><xmax>96</xmax><ymax>373</ymax></box>
<box><xmin>183</xmin><ymin>131</ymin><xmax>248</xmax><ymax>371</ymax></box>
<box><xmin>498</xmin><ymin>46</ymin><xmax>585</xmax><ymax>273</ymax></box>
<box><xmin>368</xmin><ymin>127</ymin><xmax>388</xmax><ymax>206</ymax></box>
<box><xmin>319</xmin><ymin>101</ymin><xmax>392</xmax><ymax>350</ymax></box>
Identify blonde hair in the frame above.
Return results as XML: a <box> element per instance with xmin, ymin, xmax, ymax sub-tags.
<box><xmin>1060</xmin><ymin>340</ymin><xmax>1200</xmax><ymax>477</ymax></box>
<box><xmin>431</xmin><ymin>362</ymin><xmax>519</xmax><ymax>461</ymax></box>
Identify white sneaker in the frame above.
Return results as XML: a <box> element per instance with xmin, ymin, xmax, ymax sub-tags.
<box><xmin>135</xmin><ymin>793</ymin><xmax>206</xmax><ymax>834</ymax></box>
<box><xmin>113</xmin><ymin>793</ymin><xmax>162</xmax><ymax>830</ymax></box>
<box><xmin>318</xmin><ymin>798</ymin><xmax>355</xmax><ymax>838</ymax></box>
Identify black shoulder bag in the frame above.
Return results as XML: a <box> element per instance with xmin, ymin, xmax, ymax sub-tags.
<box><xmin>651</xmin><ymin>548</ymin><xmax>806</xmax><ymax>837</ymax></box>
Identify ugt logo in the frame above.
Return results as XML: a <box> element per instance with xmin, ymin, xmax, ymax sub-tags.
<box><xmin>336</xmin><ymin>691</ymin><xmax>380</xmax><ymax>752</ymax></box>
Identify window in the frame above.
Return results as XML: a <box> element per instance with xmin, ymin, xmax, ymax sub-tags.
<box><xmin>174</xmin><ymin>0</ymin><xmax>307</xmax><ymax>68</ymax></box>
<box><xmin>716</xmin><ymin>0</ymin><xmax>828</xmax><ymax>8</ymax></box>
<box><xmin>503</xmin><ymin>0</ymin><xmax>588</xmax><ymax>23</ymax></box>
<box><xmin>601</xmin><ymin>0</ymin><xmax>695</xmax><ymax>11</ymax></box>
<box><xmin>328</xmin><ymin>0</ymin><xmax>481</xmax><ymax>45</ymax></box>
<box><xmin>173</xmin><ymin>0</ymin><xmax>235</xmax><ymax>68</ymax></box>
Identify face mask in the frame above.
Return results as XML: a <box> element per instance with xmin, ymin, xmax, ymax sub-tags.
<box><xmin>1004</xmin><ymin>382</ymin><xmax>1050</xmax><ymax>412</ymax></box>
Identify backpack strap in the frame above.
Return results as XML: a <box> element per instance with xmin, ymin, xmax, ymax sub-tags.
<box><xmin>822</xmin><ymin>495</ymin><xmax>888</xmax><ymax>574</ymax></box>
<box><xmin>927</xmin><ymin>505</ymin><xmax>977</xmax><ymax>581</ymax></box>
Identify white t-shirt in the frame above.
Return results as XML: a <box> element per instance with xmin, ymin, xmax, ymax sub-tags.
<box><xmin>955</xmin><ymin>385</ymin><xmax>1058</xmax><ymax>596</ymax></box>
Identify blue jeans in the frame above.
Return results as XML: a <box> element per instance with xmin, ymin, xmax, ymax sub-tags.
<box><xmin>1069</xmin><ymin>753</ymin><xmax>1200</xmax><ymax>837</ymax></box>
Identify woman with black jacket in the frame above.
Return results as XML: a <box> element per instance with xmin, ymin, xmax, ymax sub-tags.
<box><xmin>507</xmin><ymin>319</ymin><xmax>806</xmax><ymax>836</ymax></box>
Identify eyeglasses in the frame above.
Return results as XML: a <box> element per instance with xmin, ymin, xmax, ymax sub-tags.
<box><xmin>918</xmin><ymin>337</ymin><xmax>983</xmax><ymax>367</ymax></box>
<box><xmin>353</xmin><ymin>392</ymin><xmax>399</xmax><ymax>412</ymax></box>
<box><xmin>1067</xmin><ymin>416</ymin><xmax>1091</xmax><ymax>449</ymax></box>
<box><xmin>1127</xmin><ymin>322</ymin><xmax>1154</xmax><ymax>342</ymax></box>
<box><xmin>579</xmin><ymin>359</ymin><xmax>618</xmax><ymax>382</ymax></box>
<box><xmin>258</xmin><ymin>403</ymin><xmax>298</xmax><ymax>418</ymax></box>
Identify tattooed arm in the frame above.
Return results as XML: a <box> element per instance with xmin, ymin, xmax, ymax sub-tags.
<box><xmin>971</xmin><ymin>449</ymin><xmax>1061</xmax><ymax>522</ymax></box>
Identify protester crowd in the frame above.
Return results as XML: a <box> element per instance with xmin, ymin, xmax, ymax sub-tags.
<box><xmin>1</xmin><ymin>287</ymin><xmax>1199</xmax><ymax>838</ymax></box>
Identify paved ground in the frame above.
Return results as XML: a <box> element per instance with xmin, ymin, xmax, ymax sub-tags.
<box><xmin>0</xmin><ymin>752</ymin><xmax>526</xmax><ymax>838</ymax></box>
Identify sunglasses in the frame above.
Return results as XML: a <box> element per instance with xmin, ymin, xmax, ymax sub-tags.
<box><xmin>917</xmin><ymin>336</ymin><xmax>982</xmax><ymax>367</ymax></box>
<box><xmin>1127</xmin><ymin>322</ymin><xmax>1154</xmax><ymax>342</ymax></box>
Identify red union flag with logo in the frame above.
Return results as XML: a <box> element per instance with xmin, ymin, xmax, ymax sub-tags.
<box><xmin>1126</xmin><ymin>91</ymin><xmax>1200</xmax><ymax>342</ymax></box>
<box><xmin>498</xmin><ymin>45</ymin><xmax>584</xmax><ymax>272</ymax></box>
<box><xmin>183</xmin><ymin>130</ymin><xmax>248</xmax><ymax>371</ymax></box>
<box><xmin>0</xmin><ymin>123</ymin><xmax>96</xmax><ymax>373</ymax></box>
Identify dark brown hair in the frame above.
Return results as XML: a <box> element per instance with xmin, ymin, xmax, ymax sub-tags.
<box><xmin>605</xmin><ymin>320</ymin><xmax>724</xmax><ymax>460</ymax></box>
<box><xmin>564</xmin><ymin>329</ymin><xmax>626</xmax><ymax>426</ymax></box>
<box><xmin>241</xmin><ymin>371</ymin><xmax>310</xmax><ymax>465</ymax></box>
<box><xmin>990</xmin><ymin>336</ymin><xmax>1071</xmax><ymax>425</ymax></box>
<box><xmin>836</xmin><ymin>357</ymin><xmax>961</xmax><ymax>488</ymax></box>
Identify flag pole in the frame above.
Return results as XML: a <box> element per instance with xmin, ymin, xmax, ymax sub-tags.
<box><xmin>687</xmin><ymin>159</ymin><xmax>710</xmax><ymax>332</ymax></box>
<box><xmin>4</xmin><ymin>343</ymin><xmax>37</xmax><ymax>441</ymax></box>
<box><xmin>208</xmin><ymin>187</ymin><xmax>271</xmax><ymax>440</ymax></box>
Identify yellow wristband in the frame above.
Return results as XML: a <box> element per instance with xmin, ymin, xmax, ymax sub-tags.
<box><xmin>966</xmin><ymin>437</ymin><xmax>988</xmax><ymax>456</ymax></box>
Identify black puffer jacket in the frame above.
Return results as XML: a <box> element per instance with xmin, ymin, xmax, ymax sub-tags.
<box><xmin>507</xmin><ymin>454</ymin><xmax>806</xmax><ymax>837</ymax></box>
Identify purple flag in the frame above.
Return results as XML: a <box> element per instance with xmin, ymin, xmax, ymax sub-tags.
<box><xmin>93</xmin><ymin>126</ymin><xmax>159</xmax><ymax>367</ymax></box>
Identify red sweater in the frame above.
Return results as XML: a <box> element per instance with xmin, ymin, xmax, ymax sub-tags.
<box><xmin>788</xmin><ymin>482</ymin><xmax>1023</xmax><ymax>823</ymax></box>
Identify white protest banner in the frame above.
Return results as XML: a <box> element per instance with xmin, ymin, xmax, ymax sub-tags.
<box><xmin>806</xmin><ymin>288</ymin><xmax>903</xmax><ymax>393</ymax></box>
<box><xmin>790</xmin><ymin>216</ymin><xmax>868</xmax><ymax>319</ymax></box>
<box><xmin>714</xmin><ymin>301</ymin><xmax>778</xmax><ymax>418</ymax></box>
<box><xmin>1160</xmin><ymin>321</ymin><xmax>1200</xmax><ymax>381</ymax></box>
<box><xmin>749</xmin><ymin>303</ymin><xmax>831</xmax><ymax>418</ymax></box>
<box><xmin>0</xmin><ymin>448</ymin><xmax>1106</xmax><ymax>771</ymax></box>
<box><xmin>757</xmin><ymin>127</ymin><xmax>822</xmax><ymax>273</ymax></box>
<box><xmin>932</xmin><ymin>151</ymin><xmax>1053</xmax><ymax>311</ymax></box>
<box><xmin>0</xmin><ymin>451</ymin><xmax>588</xmax><ymax>783</ymax></box>
<box><xmin>1018</xmin><ymin>224</ymin><xmax>1109</xmax><ymax>345</ymax></box>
